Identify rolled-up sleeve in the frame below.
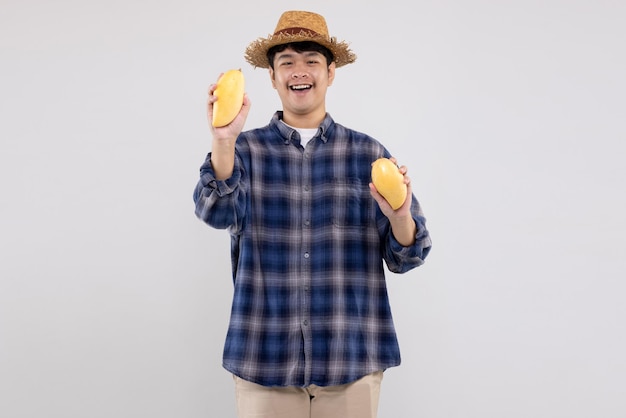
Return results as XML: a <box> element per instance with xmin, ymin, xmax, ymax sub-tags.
<box><xmin>381</xmin><ymin>200</ymin><xmax>432</xmax><ymax>274</ymax></box>
<box><xmin>193</xmin><ymin>153</ymin><xmax>246</xmax><ymax>232</ymax></box>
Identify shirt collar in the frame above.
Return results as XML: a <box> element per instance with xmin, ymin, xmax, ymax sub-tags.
<box><xmin>271</xmin><ymin>111</ymin><xmax>333</xmax><ymax>145</ymax></box>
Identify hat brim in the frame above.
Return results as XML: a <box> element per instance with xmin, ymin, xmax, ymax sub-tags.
<box><xmin>244</xmin><ymin>30</ymin><xmax>356</xmax><ymax>69</ymax></box>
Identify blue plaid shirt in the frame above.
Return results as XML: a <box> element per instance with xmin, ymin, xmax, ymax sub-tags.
<box><xmin>193</xmin><ymin>112</ymin><xmax>431</xmax><ymax>387</ymax></box>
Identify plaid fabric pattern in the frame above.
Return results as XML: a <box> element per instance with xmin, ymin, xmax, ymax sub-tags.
<box><xmin>193</xmin><ymin>112</ymin><xmax>431</xmax><ymax>387</ymax></box>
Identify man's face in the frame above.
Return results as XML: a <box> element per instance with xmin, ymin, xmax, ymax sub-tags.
<box><xmin>269</xmin><ymin>47</ymin><xmax>336</xmax><ymax>119</ymax></box>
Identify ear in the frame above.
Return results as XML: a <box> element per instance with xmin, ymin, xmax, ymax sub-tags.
<box><xmin>269</xmin><ymin>67</ymin><xmax>276</xmax><ymax>89</ymax></box>
<box><xmin>327</xmin><ymin>62</ymin><xmax>336</xmax><ymax>87</ymax></box>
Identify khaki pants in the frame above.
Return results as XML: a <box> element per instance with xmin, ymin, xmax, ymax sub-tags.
<box><xmin>233</xmin><ymin>371</ymin><xmax>384</xmax><ymax>418</ymax></box>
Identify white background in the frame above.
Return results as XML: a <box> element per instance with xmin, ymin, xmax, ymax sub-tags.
<box><xmin>1</xmin><ymin>0</ymin><xmax>625</xmax><ymax>417</ymax></box>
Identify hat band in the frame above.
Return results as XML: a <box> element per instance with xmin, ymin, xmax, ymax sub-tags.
<box><xmin>274</xmin><ymin>27</ymin><xmax>324</xmax><ymax>37</ymax></box>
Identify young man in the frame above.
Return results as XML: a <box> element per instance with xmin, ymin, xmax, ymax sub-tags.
<box><xmin>193</xmin><ymin>10</ymin><xmax>432</xmax><ymax>418</ymax></box>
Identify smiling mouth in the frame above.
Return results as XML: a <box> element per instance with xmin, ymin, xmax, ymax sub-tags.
<box><xmin>290</xmin><ymin>84</ymin><xmax>312</xmax><ymax>91</ymax></box>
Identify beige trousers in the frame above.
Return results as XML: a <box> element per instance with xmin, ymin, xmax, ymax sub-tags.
<box><xmin>233</xmin><ymin>371</ymin><xmax>384</xmax><ymax>418</ymax></box>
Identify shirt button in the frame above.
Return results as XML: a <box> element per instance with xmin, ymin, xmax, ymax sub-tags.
<box><xmin>303</xmin><ymin>320</ymin><xmax>309</xmax><ymax>326</ymax></box>
<box><xmin>304</xmin><ymin>185</ymin><xmax>310</xmax><ymax>191</ymax></box>
<box><xmin>304</xmin><ymin>219</ymin><xmax>310</xmax><ymax>226</ymax></box>
<box><xmin>304</xmin><ymin>252</ymin><xmax>310</xmax><ymax>259</ymax></box>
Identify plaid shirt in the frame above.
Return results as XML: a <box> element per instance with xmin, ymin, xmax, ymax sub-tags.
<box><xmin>193</xmin><ymin>112</ymin><xmax>431</xmax><ymax>387</ymax></box>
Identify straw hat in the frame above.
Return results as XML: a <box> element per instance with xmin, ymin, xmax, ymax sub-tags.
<box><xmin>244</xmin><ymin>10</ymin><xmax>357</xmax><ymax>69</ymax></box>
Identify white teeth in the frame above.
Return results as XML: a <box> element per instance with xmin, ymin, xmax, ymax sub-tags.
<box><xmin>291</xmin><ymin>85</ymin><xmax>311</xmax><ymax>90</ymax></box>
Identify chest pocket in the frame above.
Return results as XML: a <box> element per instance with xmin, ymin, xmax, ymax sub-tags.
<box><xmin>330</xmin><ymin>177</ymin><xmax>374</xmax><ymax>228</ymax></box>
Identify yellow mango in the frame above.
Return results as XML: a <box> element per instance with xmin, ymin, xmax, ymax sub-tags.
<box><xmin>371</xmin><ymin>158</ymin><xmax>407</xmax><ymax>210</ymax></box>
<box><xmin>212</xmin><ymin>69</ymin><xmax>245</xmax><ymax>127</ymax></box>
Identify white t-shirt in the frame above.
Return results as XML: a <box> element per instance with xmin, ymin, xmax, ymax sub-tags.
<box><xmin>281</xmin><ymin>121</ymin><xmax>318</xmax><ymax>146</ymax></box>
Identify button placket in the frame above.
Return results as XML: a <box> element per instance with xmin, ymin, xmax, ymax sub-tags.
<box><xmin>300</xmin><ymin>145</ymin><xmax>313</xmax><ymax>385</ymax></box>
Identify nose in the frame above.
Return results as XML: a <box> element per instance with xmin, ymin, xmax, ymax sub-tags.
<box><xmin>291</xmin><ymin>71</ymin><xmax>308</xmax><ymax>79</ymax></box>
<box><xmin>291</xmin><ymin>60</ymin><xmax>309</xmax><ymax>79</ymax></box>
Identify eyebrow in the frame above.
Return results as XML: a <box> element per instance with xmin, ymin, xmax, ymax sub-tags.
<box><xmin>276</xmin><ymin>51</ymin><xmax>322</xmax><ymax>61</ymax></box>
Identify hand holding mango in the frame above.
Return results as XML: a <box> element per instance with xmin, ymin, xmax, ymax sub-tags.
<box><xmin>211</xmin><ymin>69</ymin><xmax>245</xmax><ymax>127</ymax></box>
<box><xmin>371</xmin><ymin>157</ymin><xmax>408</xmax><ymax>210</ymax></box>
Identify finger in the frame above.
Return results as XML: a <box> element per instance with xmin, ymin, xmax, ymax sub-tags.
<box><xmin>369</xmin><ymin>183</ymin><xmax>392</xmax><ymax>210</ymax></box>
<box><xmin>235</xmin><ymin>93</ymin><xmax>252</xmax><ymax>121</ymax></box>
<box><xmin>241</xmin><ymin>93</ymin><xmax>251</xmax><ymax>107</ymax></box>
<box><xmin>368</xmin><ymin>182</ymin><xmax>382</xmax><ymax>201</ymax></box>
<box><xmin>404</xmin><ymin>179</ymin><xmax>413</xmax><ymax>204</ymax></box>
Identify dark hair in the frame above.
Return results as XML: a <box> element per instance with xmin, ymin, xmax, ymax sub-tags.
<box><xmin>267</xmin><ymin>41</ymin><xmax>334</xmax><ymax>70</ymax></box>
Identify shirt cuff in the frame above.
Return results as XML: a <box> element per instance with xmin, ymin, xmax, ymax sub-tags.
<box><xmin>199</xmin><ymin>153</ymin><xmax>242</xmax><ymax>197</ymax></box>
<box><xmin>389</xmin><ymin>217</ymin><xmax>431</xmax><ymax>257</ymax></box>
